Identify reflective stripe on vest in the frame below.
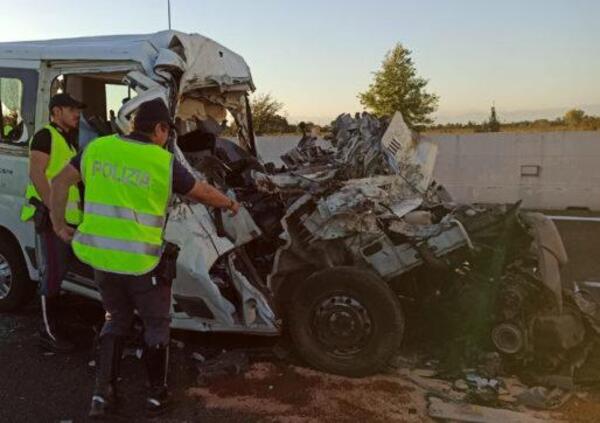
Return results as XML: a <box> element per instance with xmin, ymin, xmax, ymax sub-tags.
<box><xmin>72</xmin><ymin>135</ymin><xmax>173</xmax><ymax>275</ymax></box>
<box><xmin>20</xmin><ymin>124</ymin><xmax>83</xmax><ymax>224</ymax></box>
<box><xmin>73</xmin><ymin>233</ymin><xmax>162</xmax><ymax>256</ymax></box>
<box><xmin>84</xmin><ymin>202</ymin><xmax>165</xmax><ymax>228</ymax></box>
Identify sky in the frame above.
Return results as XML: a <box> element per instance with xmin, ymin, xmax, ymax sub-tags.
<box><xmin>0</xmin><ymin>0</ymin><xmax>599</xmax><ymax>124</ymax></box>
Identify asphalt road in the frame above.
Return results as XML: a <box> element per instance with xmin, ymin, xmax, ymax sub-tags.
<box><xmin>0</xmin><ymin>295</ymin><xmax>277</xmax><ymax>423</ymax></box>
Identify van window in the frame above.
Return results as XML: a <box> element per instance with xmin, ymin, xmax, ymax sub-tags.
<box><xmin>105</xmin><ymin>84</ymin><xmax>130</xmax><ymax>121</ymax></box>
<box><xmin>0</xmin><ymin>78</ymin><xmax>24</xmax><ymax>142</ymax></box>
<box><xmin>49</xmin><ymin>73</ymin><xmax>137</xmax><ymax>149</ymax></box>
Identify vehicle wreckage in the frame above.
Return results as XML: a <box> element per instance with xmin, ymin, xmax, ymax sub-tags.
<box><xmin>247</xmin><ymin>112</ymin><xmax>591</xmax><ymax>377</ymax></box>
<box><xmin>0</xmin><ymin>30</ymin><xmax>597</xmax><ymax>378</ymax></box>
<box><xmin>165</xmin><ymin>98</ymin><xmax>593</xmax><ymax>376</ymax></box>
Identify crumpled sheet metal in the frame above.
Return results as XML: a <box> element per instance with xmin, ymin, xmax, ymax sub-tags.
<box><xmin>521</xmin><ymin>212</ymin><xmax>568</xmax><ymax>312</ymax></box>
<box><xmin>174</xmin><ymin>141</ymin><xmax>260</xmax><ymax>239</ymax></box>
<box><xmin>272</xmin><ymin>111</ymin><xmax>448</xmax><ymax>280</ymax></box>
<box><xmin>381</xmin><ymin>112</ymin><xmax>438</xmax><ymax>193</ymax></box>
<box><xmin>166</xmin><ymin>145</ymin><xmax>268</xmax><ymax>327</ymax></box>
<box><xmin>333</xmin><ymin>113</ymin><xmax>387</xmax><ymax>177</ymax></box>
<box><xmin>176</xmin><ymin>97</ymin><xmax>228</xmax><ymax>123</ymax></box>
<box><xmin>281</xmin><ymin>135</ymin><xmax>334</xmax><ymax>169</ymax></box>
<box><xmin>387</xmin><ymin>217</ymin><xmax>448</xmax><ymax>240</ymax></box>
<box><xmin>358</xmin><ymin>222</ymin><xmax>469</xmax><ymax>279</ymax></box>
<box><xmin>573</xmin><ymin>281</ymin><xmax>600</xmax><ymax>335</ymax></box>
<box><xmin>299</xmin><ymin>175</ymin><xmax>424</xmax><ymax>242</ymax></box>
<box><xmin>322</xmin><ymin>175</ymin><xmax>421</xmax><ymax>214</ymax></box>
<box><xmin>117</xmin><ymin>71</ymin><xmax>172</xmax><ymax>134</ymax></box>
<box><xmin>165</xmin><ymin>202</ymin><xmax>274</xmax><ymax>331</ymax></box>
<box><xmin>221</xmin><ymin>204</ymin><xmax>263</xmax><ymax>246</ymax></box>
<box><xmin>303</xmin><ymin>211</ymin><xmax>381</xmax><ymax>241</ymax></box>
<box><xmin>331</xmin><ymin>112</ymin><xmax>438</xmax><ymax>192</ymax></box>
<box><xmin>227</xmin><ymin>254</ymin><xmax>276</xmax><ymax>328</ymax></box>
<box><xmin>252</xmin><ymin>169</ymin><xmax>338</xmax><ymax>194</ymax></box>
<box><xmin>171</xmin><ymin>32</ymin><xmax>254</xmax><ymax>92</ymax></box>
<box><xmin>390</xmin><ymin>198</ymin><xmax>425</xmax><ymax>219</ymax></box>
<box><xmin>165</xmin><ymin>202</ymin><xmax>237</xmax><ymax>325</ymax></box>
<box><xmin>274</xmin><ymin>111</ymin><xmax>444</xmax><ymax>246</ymax></box>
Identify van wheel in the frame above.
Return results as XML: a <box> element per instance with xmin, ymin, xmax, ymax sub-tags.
<box><xmin>288</xmin><ymin>267</ymin><xmax>404</xmax><ymax>377</ymax></box>
<box><xmin>0</xmin><ymin>237</ymin><xmax>35</xmax><ymax>312</ymax></box>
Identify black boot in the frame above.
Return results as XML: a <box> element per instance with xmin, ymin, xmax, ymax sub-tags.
<box><xmin>37</xmin><ymin>295</ymin><xmax>74</xmax><ymax>353</ymax></box>
<box><xmin>89</xmin><ymin>335</ymin><xmax>123</xmax><ymax>419</ymax></box>
<box><xmin>144</xmin><ymin>344</ymin><xmax>171</xmax><ymax>416</ymax></box>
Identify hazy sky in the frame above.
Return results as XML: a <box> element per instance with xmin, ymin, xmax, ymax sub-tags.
<box><xmin>1</xmin><ymin>0</ymin><xmax>599</xmax><ymax>124</ymax></box>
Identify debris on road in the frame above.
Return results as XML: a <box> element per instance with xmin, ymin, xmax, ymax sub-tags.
<box><xmin>427</xmin><ymin>396</ymin><xmax>555</xmax><ymax>423</ymax></box>
<box><xmin>455</xmin><ymin>379</ymin><xmax>469</xmax><ymax>391</ymax></box>
<box><xmin>464</xmin><ymin>373</ymin><xmax>501</xmax><ymax>404</ymax></box>
<box><xmin>187</xmin><ymin>357</ymin><xmax>579</xmax><ymax>422</ymax></box>
<box><xmin>516</xmin><ymin>386</ymin><xmax>571</xmax><ymax>410</ymax></box>
<box><xmin>412</xmin><ymin>368</ymin><xmax>438</xmax><ymax>378</ymax></box>
<box><xmin>196</xmin><ymin>350</ymin><xmax>250</xmax><ymax>386</ymax></box>
<box><xmin>189</xmin><ymin>362</ymin><xmax>429</xmax><ymax>422</ymax></box>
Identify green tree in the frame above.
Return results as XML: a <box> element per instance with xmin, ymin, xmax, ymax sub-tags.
<box><xmin>359</xmin><ymin>43</ymin><xmax>439</xmax><ymax>129</ymax></box>
<box><xmin>564</xmin><ymin>109</ymin><xmax>586</xmax><ymax>127</ymax></box>
<box><xmin>251</xmin><ymin>93</ymin><xmax>293</xmax><ymax>135</ymax></box>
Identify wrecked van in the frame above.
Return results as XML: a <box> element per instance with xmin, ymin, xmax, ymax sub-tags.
<box><xmin>0</xmin><ymin>31</ymin><xmax>592</xmax><ymax>377</ymax></box>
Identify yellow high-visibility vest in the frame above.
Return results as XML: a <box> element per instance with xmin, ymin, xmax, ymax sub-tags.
<box><xmin>20</xmin><ymin>124</ymin><xmax>82</xmax><ymax>225</ymax></box>
<box><xmin>72</xmin><ymin>135</ymin><xmax>173</xmax><ymax>275</ymax></box>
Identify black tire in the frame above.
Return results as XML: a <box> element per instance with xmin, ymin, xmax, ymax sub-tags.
<box><xmin>0</xmin><ymin>235</ymin><xmax>36</xmax><ymax>312</ymax></box>
<box><xmin>288</xmin><ymin>266</ymin><xmax>404</xmax><ymax>377</ymax></box>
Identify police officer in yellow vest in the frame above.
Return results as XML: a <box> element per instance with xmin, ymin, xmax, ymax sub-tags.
<box><xmin>50</xmin><ymin>98</ymin><xmax>240</xmax><ymax>418</ymax></box>
<box><xmin>21</xmin><ymin>93</ymin><xmax>85</xmax><ymax>353</ymax></box>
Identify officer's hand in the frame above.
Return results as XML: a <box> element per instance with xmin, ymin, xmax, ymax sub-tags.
<box><xmin>228</xmin><ymin>200</ymin><xmax>241</xmax><ymax>216</ymax></box>
<box><xmin>54</xmin><ymin>224</ymin><xmax>75</xmax><ymax>243</ymax></box>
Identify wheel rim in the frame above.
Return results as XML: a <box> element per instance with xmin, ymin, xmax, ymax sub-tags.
<box><xmin>311</xmin><ymin>294</ymin><xmax>373</xmax><ymax>357</ymax></box>
<box><xmin>0</xmin><ymin>253</ymin><xmax>12</xmax><ymax>300</ymax></box>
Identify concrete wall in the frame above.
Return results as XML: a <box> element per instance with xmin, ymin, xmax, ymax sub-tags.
<box><xmin>429</xmin><ymin>131</ymin><xmax>600</xmax><ymax>210</ymax></box>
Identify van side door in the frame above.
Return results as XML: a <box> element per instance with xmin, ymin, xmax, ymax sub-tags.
<box><xmin>0</xmin><ymin>65</ymin><xmax>40</xmax><ymax>279</ymax></box>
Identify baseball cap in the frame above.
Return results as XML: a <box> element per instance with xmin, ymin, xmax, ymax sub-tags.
<box><xmin>133</xmin><ymin>98</ymin><xmax>175</xmax><ymax>129</ymax></box>
<box><xmin>49</xmin><ymin>93</ymin><xmax>87</xmax><ymax>110</ymax></box>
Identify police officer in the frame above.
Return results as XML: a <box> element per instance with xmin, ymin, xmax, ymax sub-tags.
<box><xmin>21</xmin><ymin>93</ymin><xmax>85</xmax><ymax>352</ymax></box>
<box><xmin>49</xmin><ymin>98</ymin><xmax>240</xmax><ymax>418</ymax></box>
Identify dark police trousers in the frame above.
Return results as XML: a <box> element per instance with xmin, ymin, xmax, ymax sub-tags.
<box><xmin>95</xmin><ymin>270</ymin><xmax>171</xmax><ymax>347</ymax></box>
<box><xmin>37</xmin><ymin>230</ymin><xmax>74</xmax><ymax>297</ymax></box>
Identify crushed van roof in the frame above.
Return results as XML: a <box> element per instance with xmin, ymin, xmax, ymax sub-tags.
<box><xmin>0</xmin><ymin>30</ymin><xmax>254</xmax><ymax>90</ymax></box>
